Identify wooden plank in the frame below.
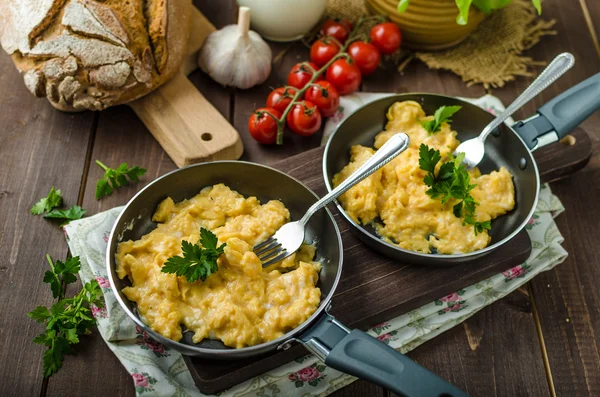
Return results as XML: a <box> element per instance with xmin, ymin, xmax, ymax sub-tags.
<box><xmin>0</xmin><ymin>54</ymin><xmax>95</xmax><ymax>394</ymax></box>
<box><xmin>491</xmin><ymin>0</ymin><xmax>600</xmax><ymax>396</ymax></box>
<box><xmin>529</xmin><ymin>173</ymin><xmax>600</xmax><ymax>396</ymax></box>
<box><xmin>390</xmin><ymin>289</ymin><xmax>550</xmax><ymax>396</ymax></box>
<box><xmin>43</xmin><ymin>1</ymin><xmax>234</xmax><ymax>396</ymax></box>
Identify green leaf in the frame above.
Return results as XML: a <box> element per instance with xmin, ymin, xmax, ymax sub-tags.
<box><xmin>531</xmin><ymin>0</ymin><xmax>541</xmax><ymax>14</ymax></box>
<box><xmin>419</xmin><ymin>142</ymin><xmax>489</xmax><ymax>236</ymax></box>
<box><xmin>43</xmin><ymin>270</ymin><xmax>63</xmax><ymax>299</ymax></box>
<box><xmin>31</xmin><ymin>186</ymin><xmax>62</xmax><ymax>215</ymax></box>
<box><xmin>418</xmin><ymin>144</ymin><xmax>441</xmax><ymax>174</ymax></box>
<box><xmin>161</xmin><ymin>228</ymin><xmax>225</xmax><ymax>283</ymax></box>
<box><xmin>29</xmin><ymin>306</ymin><xmax>52</xmax><ymax>323</ymax></box>
<box><xmin>455</xmin><ymin>0</ymin><xmax>474</xmax><ymax>25</ymax></box>
<box><xmin>420</xmin><ymin>106</ymin><xmax>462</xmax><ymax>134</ymax></box>
<box><xmin>44</xmin><ymin>206</ymin><xmax>86</xmax><ymax>226</ymax></box>
<box><xmin>43</xmin><ymin>336</ymin><xmax>71</xmax><ymax>377</ymax></box>
<box><xmin>95</xmin><ymin>161</ymin><xmax>146</xmax><ymax>200</ymax></box>
<box><xmin>95</xmin><ymin>179</ymin><xmax>113</xmax><ymax>200</ymax></box>
<box><xmin>397</xmin><ymin>0</ymin><xmax>410</xmax><ymax>13</ymax></box>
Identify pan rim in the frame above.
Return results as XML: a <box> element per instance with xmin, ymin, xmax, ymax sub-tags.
<box><xmin>106</xmin><ymin>160</ymin><xmax>344</xmax><ymax>356</ymax></box>
<box><xmin>322</xmin><ymin>92</ymin><xmax>540</xmax><ymax>262</ymax></box>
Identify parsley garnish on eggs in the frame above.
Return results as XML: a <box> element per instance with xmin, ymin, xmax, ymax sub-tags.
<box><xmin>420</xmin><ymin>105</ymin><xmax>462</xmax><ymax>134</ymax></box>
<box><xmin>161</xmin><ymin>227</ymin><xmax>226</xmax><ymax>283</ymax></box>
<box><xmin>418</xmin><ymin>143</ymin><xmax>491</xmax><ymax>235</ymax></box>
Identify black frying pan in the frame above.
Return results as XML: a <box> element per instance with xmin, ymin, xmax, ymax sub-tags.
<box><xmin>323</xmin><ymin>73</ymin><xmax>600</xmax><ymax>265</ymax></box>
<box><xmin>107</xmin><ymin>161</ymin><xmax>469</xmax><ymax>397</ymax></box>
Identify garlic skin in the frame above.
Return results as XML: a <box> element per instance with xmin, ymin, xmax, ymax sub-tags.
<box><xmin>199</xmin><ymin>7</ymin><xmax>272</xmax><ymax>89</ymax></box>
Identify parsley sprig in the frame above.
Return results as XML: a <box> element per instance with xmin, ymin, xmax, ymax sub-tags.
<box><xmin>28</xmin><ymin>255</ymin><xmax>104</xmax><ymax>377</ymax></box>
<box><xmin>95</xmin><ymin>160</ymin><xmax>147</xmax><ymax>200</ymax></box>
<box><xmin>161</xmin><ymin>228</ymin><xmax>226</xmax><ymax>283</ymax></box>
<box><xmin>31</xmin><ymin>186</ymin><xmax>63</xmax><ymax>215</ymax></box>
<box><xmin>420</xmin><ymin>105</ymin><xmax>462</xmax><ymax>134</ymax></box>
<box><xmin>419</xmin><ymin>144</ymin><xmax>491</xmax><ymax>235</ymax></box>
<box><xmin>31</xmin><ymin>187</ymin><xmax>86</xmax><ymax>226</ymax></box>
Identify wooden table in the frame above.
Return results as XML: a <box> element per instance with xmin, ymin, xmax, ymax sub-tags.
<box><xmin>1</xmin><ymin>0</ymin><xmax>598</xmax><ymax>396</ymax></box>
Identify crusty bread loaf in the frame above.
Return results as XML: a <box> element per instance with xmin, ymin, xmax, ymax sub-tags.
<box><xmin>0</xmin><ymin>0</ymin><xmax>191</xmax><ymax>111</ymax></box>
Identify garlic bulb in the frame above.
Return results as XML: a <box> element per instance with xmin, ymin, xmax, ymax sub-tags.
<box><xmin>198</xmin><ymin>7</ymin><xmax>272</xmax><ymax>89</ymax></box>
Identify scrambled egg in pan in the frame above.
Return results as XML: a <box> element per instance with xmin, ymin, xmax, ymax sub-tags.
<box><xmin>115</xmin><ymin>184</ymin><xmax>321</xmax><ymax>348</ymax></box>
<box><xmin>333</xmin><ymin>101</ymin><xmax>515</xmax><ymax>254</ymax></box>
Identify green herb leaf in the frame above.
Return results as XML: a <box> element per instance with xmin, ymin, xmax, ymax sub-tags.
<box><xmin>29</xmin><ymin>306</ymin><xmax>52</xmax><ymax>323</ymax></box>
<box><xmin>397</xmin><ymin>0</ymin><xmax>410</xmax><ymax>13</ymax></box>
<box><xmin>31</xmin><ymin>186</ymin><xmax>63</xmax><ymax>215</ymax></box>
<box><xmin>531</xmin><ymin>0</ymin><xmax>541</xmax><ymax>14</ymax></box>
<box><xmin>95</xmin><ymin>160</ymin><xmax>147</xmax><ymax>200</ymax></box>
<box><xmin>420</xmin><ymin>106</ymin><xmax>462</xmax><ymax>134</ymax></box>
<box><xmin>162</xmin><ymin>228</ymin><xmax>226</xmax><ymax>283</ymax></box>
<box><xmin>418</xmin><ymin>143</ymin><xmax>441</xmax><ymax>175</ymax></box>
<box><xmin>44</xmin><ymin>206</ymin><xmax>86</xmax><ymax>226</ymax></box>
<box><xmin>419</xmin><ymin>143</ymin><xmax>491</xmax><ymax>235</ymax></box>
<box><xmin>29</xmin><ymin>255</ymin><xmax>104</xmax><ymax>378</ymax></box>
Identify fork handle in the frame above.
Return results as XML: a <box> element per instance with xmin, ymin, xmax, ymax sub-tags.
<box><xmin>479</xmin><ymin>52</ymin><xmax>574</xmax><ymax>142</ymax></box>
<box><xmin>300</xmin><ymin>133</ymin><xmax>410</xmax><ymax>225</ymax></box>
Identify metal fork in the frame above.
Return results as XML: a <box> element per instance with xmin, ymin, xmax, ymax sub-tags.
<box><xmin>254</xmin><ymin>133</ymin><xmax>411</xmax><ymax>267</ymax></box>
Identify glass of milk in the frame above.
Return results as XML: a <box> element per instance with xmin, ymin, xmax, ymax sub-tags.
<box><xmin>236</xmin><ymin>0</ymin><xmax>327</xmax><ymax>42</ymax></box>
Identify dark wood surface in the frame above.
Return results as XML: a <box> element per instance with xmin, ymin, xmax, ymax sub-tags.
<box><xmin>1</xmin><ymin>0</ymin><xmax>599</xmax><ymax>396</ymax></box>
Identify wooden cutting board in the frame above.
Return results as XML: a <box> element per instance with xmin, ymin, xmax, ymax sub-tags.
<box><xmin>128</xmin><ymin>7</ymin><xmax>243</xmax><ymax>168</ymax></box>
<box><xmin>183</xmin><ymin>128</ymin><xmax>592</xmax><ymax>395</ymax></box>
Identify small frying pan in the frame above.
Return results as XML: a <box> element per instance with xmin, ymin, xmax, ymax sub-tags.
<box><xmin>323</xmin><ymin>73</ymin><xmax>600</xmax><ymax>266</ymax></box>
<box><xmin>107</xmin><ymin>161</ymin><xmax>469</xmax><ymax>397</ymax></box>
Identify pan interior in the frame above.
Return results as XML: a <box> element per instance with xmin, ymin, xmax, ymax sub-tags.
<box><xmin>323</xmin><ymin>94</ymin><xmax>538</xmax><ymax>257</ymax></box>
<box><xmin>107</xmin><ymin>162</ymin><xmax>342</xmax><ymax>353</ymax></box>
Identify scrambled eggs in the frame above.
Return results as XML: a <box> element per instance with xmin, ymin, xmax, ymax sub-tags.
<box><xmin>333</xmin><ymin>101</ymin><xmax>515</xmax><ymax>254</ymax></box>
<box><xmin>115</xmin><ymin>184</ymin><xmax>321</xmax><ymax>348</ymax></box>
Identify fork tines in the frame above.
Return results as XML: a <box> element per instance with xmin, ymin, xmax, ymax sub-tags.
<box><xmin>254</xmin><ymin>237</ymin><xmax>288</xmax><ymax>267</ymax></box>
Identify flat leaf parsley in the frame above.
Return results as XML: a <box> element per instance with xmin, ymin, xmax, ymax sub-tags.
<box><xmin>161</xmin><ymin>227</ymin><xmax>226</xmax><ymax>283</ymax></box>
<box><xmin>31</xmin><ymin>186</ymin><xmax>63</xmax><ymax>215</ymax></box>
<box><xmin>95</xmin><ymin>160</ymin><xmax>147</xmax><ymax>200</ymax></box>
<box><xmin>420</xmin><ymin>105</ymin><xmax>461</xmax><ymax>134</ymax></box>
<box><xmin>419</xmin><ymin>143</ymin><xmax>491</xmax><ymax>235</ymax></box>
<box><xmin>28</xmin><ymin>255</ymin><xmax>104</xmax><ymax>377</ymax></box>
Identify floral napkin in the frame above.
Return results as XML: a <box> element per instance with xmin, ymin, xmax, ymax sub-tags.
<box><xmin>64</xmin><ymin>94</ymin><xmax>568</xmax><ymax>397</ymax></box>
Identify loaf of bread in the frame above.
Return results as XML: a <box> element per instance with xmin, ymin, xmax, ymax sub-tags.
<box><xmin>0</xmin><ymin>0</ymin><xmax>191</xmax><ymax>111</ymax></box>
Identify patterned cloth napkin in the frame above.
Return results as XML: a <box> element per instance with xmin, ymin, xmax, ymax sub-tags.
<box><xmin>64</xmin><ymin>94</ymin><xmax>568</xmax><ymax>397</ymax></box>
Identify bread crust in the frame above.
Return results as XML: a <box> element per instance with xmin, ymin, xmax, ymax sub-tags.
<box><xmin>1</xmin><ymin>0</ymin><xmax>191</xmax><ymax>111</ymax></box>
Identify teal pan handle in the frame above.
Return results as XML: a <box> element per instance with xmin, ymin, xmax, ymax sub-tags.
<box><xmin>513</xmin><ymin>72</ymin><xmax>600</xmax><ymax>149</ymax></box>
<box><xmin>298</xmin><ymin>313</ymin><xmax>470</xmax><ymax>397</ymax></box>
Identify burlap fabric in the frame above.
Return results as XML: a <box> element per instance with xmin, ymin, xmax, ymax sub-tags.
<box><xmin>325</xmin><ymin>0</ymin><xmax>556</xmax><ymax>88</ymax></box>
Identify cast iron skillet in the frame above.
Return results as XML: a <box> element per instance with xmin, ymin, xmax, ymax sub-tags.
<box><xmin>323</xmin><ymin>73</ymin><xmax>600</xmax><ymax>266</ymax></box>
<box><xmin>107</xmin><ymin>161</ymin><xmax>468</xmax><ymax>397</ymax></box>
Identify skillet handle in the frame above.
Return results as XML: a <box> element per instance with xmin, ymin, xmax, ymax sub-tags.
<box><xmin>512</xmin><ymin>72</ymin><xmax>600</xmax><ymax>150</ymax></box>
<box><xmin>326</xmin><ymin>330</ymin><xmax>469</xmax><ymax>397</ymax></box>
<box><xmin>298</xmin><ymin>313</ymin><xmax>469</xmax><ymax>397</ymax></box>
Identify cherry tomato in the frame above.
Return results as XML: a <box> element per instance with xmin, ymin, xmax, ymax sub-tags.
<box><xmin>287</xmin><ymin>62</ymin><xmax>323</xmax><ymax>89</ymax></box>
<box><xmin>286</xmin><ymin>100</ymin><xmax>322</xmax><ymax>136</ymax></box>
<box><xmin>266</xmin><ymin>87</ymin><xmax>297</xmax><ymax>113</ymax></box>
<box><xmin>319</xmin><ymin>18</ymin><xmax>353</xmax><ymax>43</ymax></box>
<box><xmin>304</xmin><ymin>81</ymin><xmax>340</xmax><ymax>117</ymax></box>
<box><xmin>370</xmin><ymin>23</ymin><xmax>402</xmax><ymax>54</ymax></box>
<box><xmin>326</xmin><ymin>58</ymin><xmax>361</xmax><ymax>95</ymax></box>
<box><xmin>348</xmin><ymin>41</ymin><xmax>381</xmax><ymax>75</ymax></box>
<box><xmin>248</xmin><ymin>107</ymin><xmax>281</xmax><ymax>144</ymax></box>
<box><xmin>310</xmin><ymin>38</ymin><xmax>341</xmax><ymax>67</ymax></box>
